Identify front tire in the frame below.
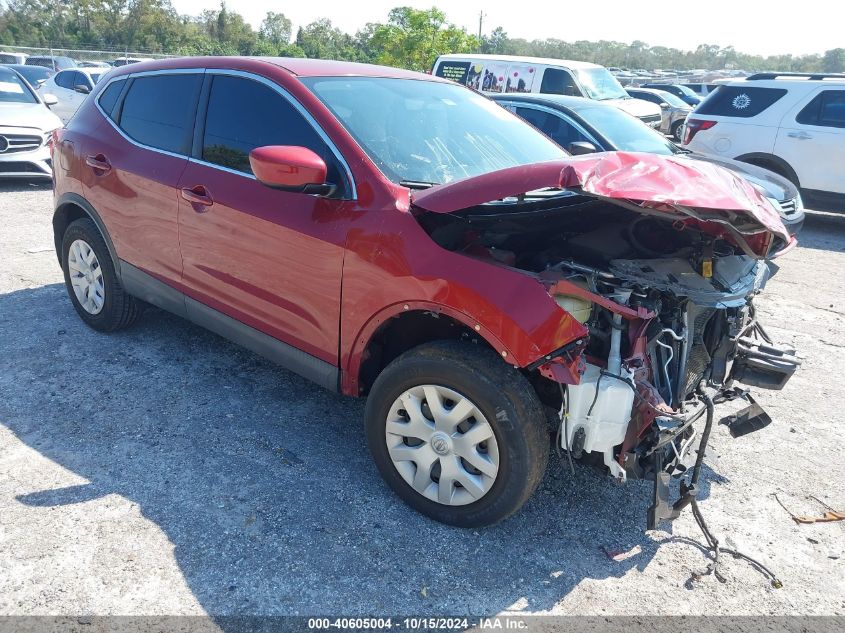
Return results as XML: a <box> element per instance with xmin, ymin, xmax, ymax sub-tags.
<box><xmin>365</xmin><ymin>341</ymin><xmax>549</xmax><ymax>527</ymax></box>
<box><xmin>61</xmin><ymin>217</ymin><xmax>139</xmax><ymax>332</ymax></box>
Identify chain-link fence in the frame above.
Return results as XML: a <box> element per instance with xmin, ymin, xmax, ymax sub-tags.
<box><xmin>0</xmin><ymin>44</ymin><xmax>177</xmax><ymax>64</ymax></box>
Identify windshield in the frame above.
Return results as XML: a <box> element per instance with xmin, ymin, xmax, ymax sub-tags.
<box><xmin>674</xmin><ymin>85</ymin><xmax>698</xmax><ymax>98</ymax></box>
<box><xmin>651</xmin><ymin>90</ymin><xmax>688</xmax><ymax>108</ymax></box>
<box><xmin>15</xmin><ymin>66</ymin><xmax>50</xmax><ymax>85</ymax></box>
<box><xmin>0</xmin><ymin>69</ymin><xmax>37</xmax><ymax>104</ymax></box>
<box><xmin>302</xmin><ymin>77</ymin><xmax>566</xmax><ymax>185</ymax></box>
<box><xmin>574</xmin><ymin>105</ymin><xmax>678</xmax><ymax>155</ymax></box>
<box><xmin>575</xmin><ymin>68</ymin><xmax>629</xmax><ymax>100</ymax></box>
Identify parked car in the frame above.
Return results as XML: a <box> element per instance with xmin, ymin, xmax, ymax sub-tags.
<box><xmin>0</xmin><ymin>66</ymin><xmax>62</xmax><ymax>179</ymax></box>
<box><xmin>682</xmin><ymin>82</ymin><xmax>719</xmax><ymax>98</ymax></box>
<box><xmin>1</xmin><ymin>64</ymin><xmax>52</xmax><ymax>88</ymax></box>
<box><xmin>111</xmin><ymin>57</ymin><xmax>154</xmax><ymax>67</ymax></box>
<box><xmin>641</xmin><ymin>83</ymin><xmax>702</xmax><ymax>106</ymax></box>
<box><xmin>626</xmin><ymin>87</ymin><xmax>691</xmax><ymax>140</ymax></box>
<box><xmin>52</xmin><ymin>58</ymin><xmax>798</xmax><ymax>529</ymax></box>
<box><xmin>0</xmin><ymin>52</ymin><xmax>28</xmax><ymax>64</ymax></box>
<box><xmin>682</xmin><ymin>73</ymin><xmax>845</xmax><ymax>210</ymax></box>
<box><xmin>26</xmin><ymin>55</ymin><xmax>77</xmax><ymax>72</ymax></box>
<box><xmin>432</xmin><ymin>53</ymin><xmax>663</xmax><ymax>128</ymax></box>
<box><xmin>492</xmin><ymin>93</ymin><xmax>804</xmax><ymax>236</ymax></box>
<box><xmin>78</xmin><ymin>61</ymin><xmax>112</xmax><ymax>69</ymax></box>
<box><xmin>37</xmin><ymin>68</ymin><xmax>107</xmax><ymax>123</ymax></box>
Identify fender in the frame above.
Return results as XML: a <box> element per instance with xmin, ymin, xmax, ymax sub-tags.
<box><xmin>734</xmin><ymin>152</ymin><xmax>801</xmax><ymax>188</ymax></box>
<box><xmin>53</xmin><ymin>192</ymin><xmax>122</xmax><ymax>279</ymax></box>
<box><xmin>342</xmin><ymin>300</ymin><xmax>515</xmax><ymax>396</ymax></box>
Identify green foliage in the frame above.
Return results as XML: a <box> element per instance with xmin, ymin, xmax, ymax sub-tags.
<box><xmin>822</xmin><ymin>48</ymin><xmax>845</xmax><ymax>73</ymax></box>
<box><xmin>369</xmin><ymin>7</ymin><xmax>478</xmax><ymax>71</ymax></box>
<box><xmin>0</xmin><ymin>0</ymin><xmax>837</xmax><ymax>74</ymax></box>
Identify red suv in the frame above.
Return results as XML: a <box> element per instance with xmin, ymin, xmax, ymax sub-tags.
<box><xmin>52</xmin><ymin>57</ymin><xmax>799</xmax><ymax>529</ymax></box>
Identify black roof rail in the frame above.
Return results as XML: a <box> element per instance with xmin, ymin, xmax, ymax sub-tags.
<box><xmin>746</xmin><ymin>72</ymin><xmax>845</xmax><ymax>81</ymax></box>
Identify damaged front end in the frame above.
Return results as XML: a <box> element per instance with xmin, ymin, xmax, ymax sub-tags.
<box><xmin>412</xmin><ymin>152</ymin><xmax>801</xmax><ymax>530</ymax></box>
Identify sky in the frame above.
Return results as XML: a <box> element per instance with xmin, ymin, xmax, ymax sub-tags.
<box><xmin>170</xmin><ymin>0</ymin><xmax>843</xmax><ymax>57</ymax></box>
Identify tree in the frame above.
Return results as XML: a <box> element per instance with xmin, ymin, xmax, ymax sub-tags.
<box><xmin>295</xmin><ymin>18</ymin><xmax>360</xmax><ymax>61</ymax></box>
<box><xmin>369</xmin><ymin>7</ymin><xmax>478</xmax><ymax>71</ymax></box>
<box><xmin>481</xmin><ymin>26</ymin><xmax>509</xmax><ymax>54</ymax></box>
<box><xmin>822</xmin><ymin>48</ymin><xmax>845</xmax><ymax>73</ymax></box>
<box><xmin>259</xmin><ymin>10</ymin><xmax>291</xmax><ymax>46</ymax></box>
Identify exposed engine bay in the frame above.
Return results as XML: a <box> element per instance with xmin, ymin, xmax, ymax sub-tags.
<box><xmin>416</xmin><ymin>193</ymin><xmax>801</xmax><ymax>529</ymax></box>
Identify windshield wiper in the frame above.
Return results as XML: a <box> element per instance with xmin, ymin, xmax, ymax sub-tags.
<box><xmin>400</xmin><ymin>180</ymin><xmax>439</xmax><ymax>190</ymax></box>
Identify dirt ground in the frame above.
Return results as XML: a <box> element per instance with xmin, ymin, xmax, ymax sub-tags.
<box><xmin>0</xmin><ymin>179</ymin><xmax>843</xmax><ymax>618</ymax></box>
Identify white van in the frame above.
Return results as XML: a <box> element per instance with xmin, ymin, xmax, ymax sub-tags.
<box><xmin>433</xmin><ymin>54</ymin><xmax>662</xmax><ymax>127</ymax></box>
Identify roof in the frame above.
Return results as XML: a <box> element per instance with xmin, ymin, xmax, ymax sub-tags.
<box><xmin>627</xmin><ymin>87</ymin><xmax>671</xmax><ymax>95</ymax></box>
<box><xmin>259</xmin><ymin>57</ymin><xmax>437</xmax><ymax>79</ymax></box>
<box><xmin>435</xmin><ymin>53</ymin><xmax>602</xmax><ymax>70</ymax></box>
<box><xmin>489</xmin><ymin>92</ymin><xmax>611</xmax><ymax>112</ymax></box>
<box><xmin>105</xmin><ymin>56</ymin><xmax>442</xmax><ymax>82</ymax></box>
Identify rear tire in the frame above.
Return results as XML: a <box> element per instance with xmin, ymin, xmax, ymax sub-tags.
<box><xmin>365</xmin><ymin>340</ymin><xmax>549</xmax><ymax>527</ymax></box>
<box><xmin>61</xmin><ymin>217</ymin><xmax>139</xmax><ymax>332</ymax></box>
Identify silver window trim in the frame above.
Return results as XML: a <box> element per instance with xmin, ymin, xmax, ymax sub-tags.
<box><xmin>94</xmin><ymin>67</ymin><xmax>357</xmax><ymax>199</ymax></box>
<box><xmin>497</xmin><ymin>101</ymin><xmax>601</xmax><ymax>148</ymax></box>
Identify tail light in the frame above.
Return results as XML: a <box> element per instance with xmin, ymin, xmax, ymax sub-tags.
<box><xmin>682</xmin><ymin>118</ymin><xmax>717</xmax><ymax>145</ymax></box>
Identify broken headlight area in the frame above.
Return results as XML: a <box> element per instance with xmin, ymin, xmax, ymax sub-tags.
<box><xmin>417</xmin><ymin>192</ymin><xmax>800</xmax><ymax>529</ymax></box>
<box><xmin>540</xmin><ymin>245</ymin><xmax>800</xmax><ymax>529</ymax></box>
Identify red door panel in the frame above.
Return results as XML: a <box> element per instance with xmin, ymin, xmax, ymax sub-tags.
<box><xmin>82</xmin><ymin>121</ymin><xmax>187</xmax><ymax>285</ymax></box>
<box><xmin>177</xmin><ymin>161</ymin><xmax>352</xmax><ymax>363</ymax></box>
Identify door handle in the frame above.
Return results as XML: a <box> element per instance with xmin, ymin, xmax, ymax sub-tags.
<box><xmin>787</xmin><ymin>131</ymin><xmax>812</xmax><ymax>140</ymax></box>
<box><xmin>180</xmin><ymin>185</ymin><xmax>214</xmax><ymax>208</ymax></box>
<box><xmin>85</xmin><ymin>154</ymin><xmax>111</xmax><ymax>173</ymax></box>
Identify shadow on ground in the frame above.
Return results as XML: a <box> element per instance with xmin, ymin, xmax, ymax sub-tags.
<box><xmin>0</xmin><ymin>283</ymin><xmax>725</xmax><ymax>618</ymax></box>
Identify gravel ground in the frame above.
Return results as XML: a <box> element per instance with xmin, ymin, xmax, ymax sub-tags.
<box><xmin>0</xmin><ymin>179</ymin><xmax>843</xmax><ymax>618</ymax></box>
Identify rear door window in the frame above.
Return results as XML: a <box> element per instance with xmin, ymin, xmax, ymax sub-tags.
<box><xmin>695</xmin><ymin>86</ymin><xmax>788</xmax><ymax>118</ymax></box>
<box><xmin>539</xmin><ymin>69</ymin><xmax>581</xmax><ymax>97</ymax></box>
<box><xmin>118</xmin><ymin>73</ymin><xmax>203</xmax><ymax>155</ymax></box>
<box><xmin>200</xmin><ymin>74</ymin><xmax>343</xmax><ymax>189</ymax></box>
<box><xmin>796</xmin><ymin>90</ymin><xmax>845</xmax><ymax>129</ymax></box>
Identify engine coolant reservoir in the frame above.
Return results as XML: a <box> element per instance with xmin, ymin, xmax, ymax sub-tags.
<box><xmin>555</xmin><ymin>294</ymin><xmax>592</xmax><ymax>324</ymax></box>
<box><xmin>563</xmin><ymin>363</ymin><xmax>636</xmax><ymax>479</ymax></box>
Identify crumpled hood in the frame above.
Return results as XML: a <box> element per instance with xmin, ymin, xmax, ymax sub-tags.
<box><xmin>411</xmin><ymin>151</ymin><xmax>791</xmax><ymax>258</ymax></box>
<box><xmin>0</xmin><ymin>102</ymin><xmax>63</xmax><ymax>133</ymax></box>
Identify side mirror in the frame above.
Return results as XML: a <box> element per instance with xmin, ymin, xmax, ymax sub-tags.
<box><xmin>249</xmin><ymin>145</ymin><xmax>335</xmax><ymax>196</ymax></box>
<box><xmin>74</xmin><ymin>84</ymin><xmax>91</xmax><ymax>95</ymax></box>
<box><xmin>568</xmin><ymin>141</ymin><xmax>597</xmax><ymax>156</ymax></box>
<box><xmin>42</xmin><ymin>93</ymin><xmax>58</xmax><ymax>106</ymax></box>
<box><xmin>659</xmin><ymin>102</ymin><xmax>669</xmax><ymax>109</ymax></box>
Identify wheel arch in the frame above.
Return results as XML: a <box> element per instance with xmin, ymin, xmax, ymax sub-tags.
<box><xmin>344</xmin><ymin>303</ymin><xmax>511</xmax><ymax>397</ymax></box>
<box><xmin>53</xmin><ymin>193</ymin><xmax>121</xmax><ymax>278</ymax></box>
<box><xmin>734</xmin><ymin>152</ymin><xmax>801</xmax><ymax>188</ymax></box>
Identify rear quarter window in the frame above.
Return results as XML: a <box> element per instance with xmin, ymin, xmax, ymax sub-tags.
<box><xmin>97</xmin><ymin>79</ymin><xmax>126</xmax><ymax>118</ymax></box>
<box><xmin>696</xmin><ymin>86</ymin><xmax>788</xmax><ymax>118</ymax></box>
<box><xmin>434</xmin><ymin>61</ymin><xmax>471</xmax><ymax>85</ymax></box>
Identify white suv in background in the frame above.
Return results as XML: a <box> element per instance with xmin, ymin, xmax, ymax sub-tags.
<box><xmin>682</xmin><ymin>73</ymin><xmax>845</xmax><ymax>210</ymax></box>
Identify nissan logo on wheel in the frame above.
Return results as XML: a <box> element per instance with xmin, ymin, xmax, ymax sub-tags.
<box><xmin>0</xmin><ymin>136</ymin><xmax>9</xmax><ymax>153</ymax></box>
